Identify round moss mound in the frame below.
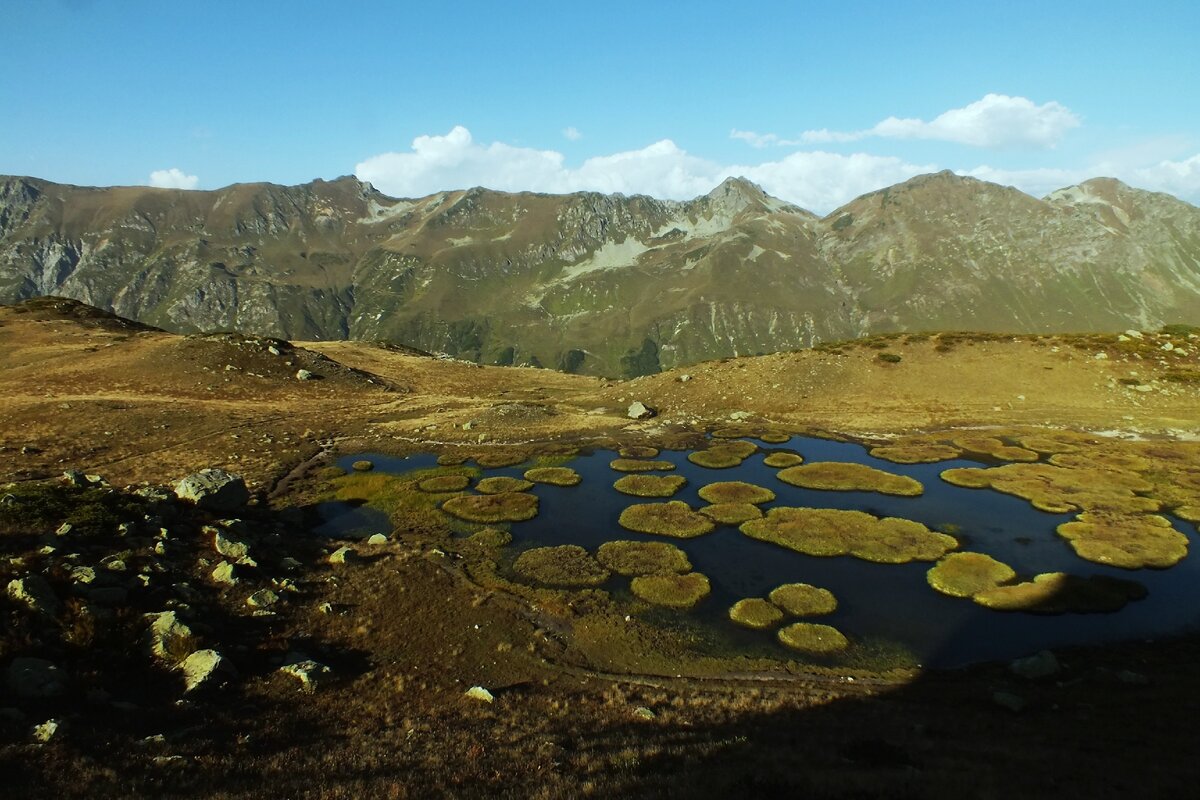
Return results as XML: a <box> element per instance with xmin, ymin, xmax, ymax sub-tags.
<box><xmin>630</xmin><ymin>572</ymin><xmax>711</xmax><ymax>609</ymax></box>
<box><xmin>697</xmin><ymin>481</ymin><xmax>776</xmax><ymax>505</ymax></box>
<box><xmin>711</xmin><ymin>426</ymin><xmax>754</xmax><ymax>439</ymax></box>
<box><xmin>870</xmin><ymin>443</ymin><xmax>961</xmax><ymax>464</ymax></box>
<box><xmin>758</xmin><ymin>432</ymin><xmax>791</xmax><ymax>444</ymax></box>
<box><xmin>1056</xmin><ymin>512</ymin><xmax>1188</xmax><ymax>569</ymax></box>
<box><xmin>613</xmin><ymin>474</ymin><xmax>687</xmax><ymax>498</ymax></box>
<box><xmin>699</xmin><ymin>503</ymin><xmax>763</xmax><ymax>525</ymax></box>
<box><xmin>618</xmin><ymin>501</ymin><xmax>716</xmax><ymax>538</ymax></box>
<box><xmin>776</xmin><ymin>462</ymin><xmax>924</xmax><ymax>497</ymax></box>
<box><xmin>466</xmin><ymin>527</ymin><xmax>512</xmax><ymax>548</ymax></box>
<box><xmin>941</xmin><ymin>463</ymin><xmax>1157</xmax><ymax>514</ymax></box>
<box><xmin>952</xmin><ymin>436</ymin><xmax>1039</xmax><ymax>462</ymax></box>
<box><xmin>763</xmin><ymin>452</ymin><xmax>804</xmax><ymax>469</ymax></box>
<box><xmin>596</xmin><ymin>540</ymin><xmax>691</xmax><ymax>576</ymax></box>
<box><xmin>437</xmin><ymin>453</ymin><xmax>470</xmax><ymax>466</ymax></box>
<box><xmin>926</xmin><ymin>552</ymin><xmax>1017</xmax><ymax>598</ymax></box>
<box><xmin>417</xmin><ymin>474</ymin><xmax>472</xmax><ymax>493</ymax></box>
<box><xmin>688</xmin><ymin>441</ymin><xmax>758</xmax><ymax>469</ymax></box>
<box><xmin>523</xmin><ymin>467</ymin><xmax>581</xmax><ymax>487</ymax></box>
<box><xmin>777</xmin><ymin>622</ymin><xmax>849</xmax><ymax>654</ymax></box>
<box><xmin>351</xmin><ymin>460</ymin><xmax>374</xmax><ymax>472</ymax></box>
<box><xmin>473</xmin><ymin>451</ymin><xmax>530</xmax><ymax>469</ymax></box>
<box><xmin>729</xmin><ymin>598</ymin><xmax>785</xmax><ymax>629</ymax></box>
<box><xmin>741</xmin><ymin>507</ymin><xmax>957</xmax><ymax>563</ymax></box>
<box><xmin>973</xmin><ymin>572</ymin><xmax>1147</xmax><ymax>613</ymax></box>
<box><xmin>513</xmin><ymin>545</ymin><xmax>610</xmax><ymax>587</ymax></box>
<box><xmin>475</xmin><ymin>476</ymin><xmax>535</xmax><ymax>494</ymax></box>
<box><xmin>768</xmin><ymin>583</ymin><xmax>838</xmax><ymax>616</ymax></box>
<box><xmin>442</xmin><ymin>492</ymin><xmax>539</xmax><ymax>523</ymax></box>
<box><xmin>619</xmin><ymin>445</ymin><xmax>660</xmax><ymax>459</ymax></box>
<box><xmin>610</xmin><ymin>458</ymin><xmax>677</xmax><ymax>473</ymax></box>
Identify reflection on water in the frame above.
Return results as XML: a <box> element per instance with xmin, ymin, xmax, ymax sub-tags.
<box><xmin>322</xmin><ymin>439</ymin><xmax>1200</xmax><ymax>668</ymax></box>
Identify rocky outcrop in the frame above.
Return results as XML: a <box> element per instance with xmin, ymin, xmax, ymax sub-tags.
<box><xmin>173</xmin><ymin>469</ymin><xmax>249</xmax><ymax>512</ymax></box>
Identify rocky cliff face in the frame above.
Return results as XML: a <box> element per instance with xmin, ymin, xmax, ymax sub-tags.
<box><xmin>2</xmin><ymin>171</ymin><xmax>1198</xmax><ymax>376</ymax></box>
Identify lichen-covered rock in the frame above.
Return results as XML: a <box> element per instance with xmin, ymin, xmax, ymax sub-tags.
<box><xmin>280</xmin><ymin>659</ymin><xmax>332</xmax><ymax>693</ymax></box>
<box><xmin>6</xmin><ymin>576</ymin><xmax>60</xmax><ymax>616</ymax></box>
<box><xmin>181</xmin><ymin>649</ymin><xmax>232</xmax><ymax>692</ymax></box>
<box><xmin>173</xmin><ymin>469</ymin><xmax>249</xmax><ymax>512</ymax></box>
<box><xmin>247</xmin><ymin>589</ymin><xmax>278</xmax><ymax>608</ymax></box>
<box><xmin>211</xmin><ymin>560</ymin><xmax>239</xmax><ymax>585</ymax></box>
<box><xmin>5</xmin><ymin>658</ymin><xmax>66</xmax><ymax>699</ymax></box>
<box><xmin>145</xmin><ymin>611</ymin><xmax>196</xmax><ymax>664</ymax></box>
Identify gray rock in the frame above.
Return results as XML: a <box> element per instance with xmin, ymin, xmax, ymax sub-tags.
<box><xmin>328</xmin><ymin>546</ymin><xmax>355</xmax><ymax>565</ymax></box>
<box><xmin>55</xmin><ymin>522</ymin><xmax>73</xmax><ymax>537</ymax></box>
<box><xmin>145</xmin><ymin>611</ymin><xmax>196</xmax><ymax>663</ymax></box>
<box><xmin>70</xmin><ymin>566</ymin><xmax>96</xmax><ymax>585</ymax></box>
<box><xmin>1009</xmin><ymin>650</ymin><xmax>1060</xmax><ymax>680</ymax></box>
<box><xmin>366</xmin><ymin>533</ymin><xmax>389</xmax><ymax>545</ymax></box>
<box><xmin>212</xmin><ymin>530</ymin><xmax>250</xmax><ymax>561</ymax></box>
<box><xmin>729</xmin><ymin>411</ymin><xmax>752</xmax><ymax>421</ymax></box>
<box><xmin>6</xmin><ymin>658</ymin><xmax>67</xmax><ymax>699</ymax></box>
<box><xmin>464</xmin><ymin>685</ymin><xmax>494</xmax><ymax>703</ymax></box>
<box><xmin>181</xmin><ymin>649</ymin><xmax>232</xmax><ymax>692</ymax></box>
<box><xmin>173</xmin><ymin>469</ymin><xmax>249</xmax><ymax>513</ymax></box>
<box><xmin>211</xmin><ymin>561</ymin><xmax>239</xmax><ymax>586</ymax></box>
<box><xmin>279</xmin><ymin>659</ymin><xmax>332</xmax><ymax>693</ymax></box>
<box><xmin>246</xmin><ymin>589</ymin><xmax>278</xmax><ymax>608</ymax></box>
<box><xmin>6</xmin><ymin>575</ymin><xmax>61</xmax><ymax>616</ymax></box>
<box><xmin>627</xmin><ymin>401</ymin><xmax>656</xmax><ymax>420</ymax></box>
<box><xmin>295</xmin><ymin>369</ymin><xmax>315</xmax><ymax>381</ymax></box>
<box><xmin>31</xmin><ymin>719</ymin><xmax>60</xmax><ymax>743</ymax></box>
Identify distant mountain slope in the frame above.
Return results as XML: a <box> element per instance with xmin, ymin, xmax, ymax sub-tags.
<box><xmin>2</xmin><ymin>171</ymin><xmax>1198</xmax><ymax>376</ymax></box>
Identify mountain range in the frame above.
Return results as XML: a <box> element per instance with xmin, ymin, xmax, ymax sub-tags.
<box><xmin>2</xmin><ymin>171</ymin><xmax>1198</xmax><ymax>376</ymax></box>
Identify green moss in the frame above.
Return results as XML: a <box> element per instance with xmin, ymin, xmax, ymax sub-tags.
<box><xmin>973</xmin><ymin>572</ymin><xmax>1147</xmax><ymax>613</ymax></box>
<box><xmin>951</xmin><ymin>436</ymin><xmax>1039</xmax><ymax>462</ymax></box>
<box><xmin>613</xmin><ymin>474</ymin><xmax>688</xmax><ymax>498</ymax></box>
<box><xmin>513</xmin><ymin>545</ymin><xmax>610</xmax><ymax>587</ymax></box>
<box><xmin>697</xmin><ymin>481</ymin><xmax>776</xmax><ymax>505</ymax></box>
<box><xmin>758</xmin><ymin>432</ymin><xmax>792</xmax><ymax>444</ymax></box>
<box><xmin>417</xmin><ymin>475</ymin><xmax>472</xmax><ymax>493</ymax></box>
<box><xmin>442</xmin><ymin>492</ymin><xmax>539</xmax><ymax>523</ymax></box>
<box><xmin>768</xmin><ymin>583</ymin><xmax>838</xmax><ymax>616</ymax></box>
<box><xmin>776</xmin><ymin>462</ymin><xmax>924</xmax><ymax>496</ymax></box>
<box><xmin>523</xmin><ymin>467</ymin><xmax>581</xmax><ymax>486</ymax></box>
<box><xmin>1056</xmin><ymin>511</ymin><xmax>1188</xmax><ymax>569</ymax></box>
<box><xmin>728</xmin><ymin>598</ymin><xmax>784</xmax><ymax>629</ymax></box>
<box><xmin>699</xmin><ymin>503</ymin><xmax>763</xmax><ymax>524</ymax></box>
<box><xmin>475</xmin><ymin>476</ymin><xmax>535</xmax><ymax>494</ymax></box>
<box><xmin>472</xmin><ymin>450</ymin><xmax>531</xmax><ymax>468</ymax></box>
<box><xmin>688</xmin><ymin>441</ymin><xmax>758</xmax><ymax>469</ymax></box>
<box><xmin>466</xmin><ymin>527</ymin><xmax>512</xmax><ymax>548</ymax></box>
<box><xmin>596</xmin><ymin>540</ymin><xmax>691</xmax><ymax>576</ymax></box>
<box><xmin>437</xmin><ymin>453</ymin><xmax>470</xmax><ymax>466</ymax></box>
<box><xmin>610</xmin><ymin>458</ymin><xmax>677</xmax><ymax>473</ymax></box>
<box><xmin>926</xmin><ymin>552</ymin><xmax>1017</xmax><ymax>598</ymax></box>
<box><xmin>328</xmin><ymin>465</ymin><xmax>481</xmax><ymax>533</ymax></box>
<box><xmin>940</xmin><ymin>463</ymin><xmax>1157</xmax><ymax>514</ymax></box>
<box><xmin>351</xmin><ymin>460</ymin><xmax>374</xmax><ymax>472</ymax></box>
<box><xmin>0</xmin><ymin>481</ymin><xmax>150</xmax><ymax>536</ymax></box>
<box><xmin>630</xmin><ymin>572</ymin><xmax>711</xmax><ymax>609</ymax></box>
<box><xmin>741</xmin><ymin>507</ymin><xmax>957</xmax><ymax>563</ymax></box>
<box><xmin>618</xmin><ymin>501</ymin><xmax>716</xmax><ymax>538</ymax></box>
<box><xmin>777</xmin><ymin>622</ymin><xmax>849</xmax><ymax>654</ymax></box>
<box><xmin>869</xmin><ymin>443</ymin><xmax>961</xmax><ymax>464</ymax></box>
<box><xmin>618</xmin><ymin>445</ymin><xmax>660</xmax><ymax>458</ymax></box>
<box><xmin>763</xmin><ymin>452</ymin><xmax>804</xmax><ymax>468</ymax></box>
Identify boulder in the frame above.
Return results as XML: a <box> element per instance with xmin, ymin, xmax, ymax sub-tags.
<box><xmin>212</xmin><ymin>529</ymin><xmax>251</xmax><ymax>561</ymax></box>
<box><xmin>279</xmin><ymin>659</ymin><xmax>332</xmax><ymax>693</ymax></box>
<box><xmin>181</xmin><ymin>650</ymin><xmax>232</xmax><ymax>692</ymax></box>
<box><xmin>328</xmin><ymin>546</ymin><xmax>356</xmax><ymax>565</ymax></box>
<box><xmin>145</xmin><ymin>611</ymin><xmax>196</xmax><ymax>663</ymax></box>
<box><xmin>5</xmin><ymin>658</ymin><xmax>66</xmax><ymax>699</ymax></box>
<box><xmin>464</xmin><ymin>685</ymin><xmax>494</xmax><ymax>703</ymax></box>
<box><xmin>295</xmin><ymin>369</ymin><xmax>315</xmax><ymax>381</ymax></box>
<box><xmin>246</xmin><ymin>589</ymin><xmax>278</xmax><ymax>608</ymax></box>
<box><xmin>366</xmin><ymin>533</ymin><xmax>389</xmax><ymax>545</ymax></box>
<box><xmin>627</xmin><ymin>401</ymin><xmax>656</xmax><ymax>420</ymax></box>
<box><xmin>31</xmin><ymin>719</ymin><xmax>60</xmax><ymax>743</ymax></box>
<box><xmin>174</xmin><ymin>469</ymin><xmax>249</xmax><ymax>512</ymax></box>
<box><xmin>6</xmin><ymin>576</ymin><xmax>61</xmax><ymax>616</ymax></box>
<box><xmin>211</xmin><ymin>561</ymin><xmax>239</xmax><ymax>586</ymax></box>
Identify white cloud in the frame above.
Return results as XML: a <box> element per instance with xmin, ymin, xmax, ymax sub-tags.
<box><xmin>793</xmin><ymin>94</ymin><xmax>1081</xmax><ymax>149</ymax></box>
<box><xmin>148</xmin><ymin>168</ymin><xmax>199</xmax><ymax>190</ymax></box>
<box><xmin>730</xmin><ymin>129</ymin><xmax>803</xmax><ymax>148</ymax></box>
<box><xmin>1130</xmin><ymin>153</ymin><xmax>1200</xmax><ymax>200</ymax></box>
<box><xmin>355</xmin><ymin>126</ymin><xmax>935</xmax><ymax>215</ymax></box>
<box><xmin>966</xmin><ymin>153</ymin><xmax>1200</xmax><ymax>204</ymax></box>
<box><xmin>562</xmin><ymin>126</ymin><xmax>583</xmax><ymax>141</ymax></box>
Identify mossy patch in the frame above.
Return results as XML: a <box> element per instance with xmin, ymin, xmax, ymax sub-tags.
<box><xmin>768</xmin><ymin>583</ymin><xmax>838</xmax><ymax>616</ymax></box>
<box><xmin>741</xmin><ymin>507</ymin><xmax>957</xmax><ymax>563</ymax></box>
<box><xmin>776</xmin><ymin>462</ymin><xmax>924</xmax><ymax>497</ymax></box>
<box><xmin>698</xmin><ymin>481</ymin><xmax>776</xmax><ymax>505</ymax></box>
<box><xmin>596</xmin><ymin>540</ymin><xmax>691</xmax><ymax>576</ymax></box>
<box><xmin>763</xmin><ymin>452</ymin><xmax>804</xmax><ymax>468</ymax></box>
<box><xmin>475</xmin><ymin>476</ymin><xmax>535</xmax><ymax>494</ymax></box>
<box><xmin>973</xmin><ymin>572</ymin><xmax>1147</xmax><ymax>613</ymax></box>
<box><xmin>610</xmin><ymin>458</ymin><xmax>677</xmax><ymax>473</ymax></box>
<box><xmin>630</xmin><ymin>572</ymin><xmax>711</xmax><ymax>609</ymax></box>
<box><xmin>513</xmin><ymin>545</ymin><xmax>610</xmax><ymax>587</ymax></box>
<box><xmin>699</xmin><ymin>503</ymin><xmax>763</xmax><ymax>525</ymax></box>
<box><xmin>758</xmin><ymin>432</ymin><xmax>792</xmax><ymax>444</ymax></box>
<box><xmin>926</xmin><ymin>552</ymin><xmax>1017</xmax><ymax>598</ymax></box>
<box><xmin>618</xmin><ymin>445</ymin><xmax>660</xmax><ymax>459</ymax></box>
<box><xmin>728</xmin><ymin>598</ymin><xmax>784</xmax><ymax>629</ymax></box>
<box><xmin>436</xmin><ymin>452</ymin><xmax>470</xmax><ymax>466</ymax></box>
<box><xmin>1056</xmin><ymin>512</ymin><xmax>1188</xmax><ymax>569</ymax></box>
<box><xmin>870</xmin><ymin>443</ymin><xmax>961</xmax><ymax>464</ymax></box>
<box><xmin>618</xmin><ymin>501</ymin><xmax>716</xmax><ymax>538</ymax></box>
<box><xmin>688</xmin><ymin>441</ymin><xmax>758</xmax><ymax>469</ymax></box>
<box><xmin>711</xmin><ymin>426</ymin><xmax>755</xmax><ymax>439</ymax></box>
<box><xmin>472</xmin><ymin>450</ymin><xmax>531</xmax><ymax>469</ymax></box>
<box><xmin>351</xmin><ymin>460</ymin><xmax>374</xmax><ymax>472</ymax></box>
<box><xmin>466</xmin><ymin>527</ymin><xmax>512</xmax><ymax>548</ymax></box>
<box><xmin>417</xmin><ymin>475</ymin><xmax>472</xmax><ymax>493</ymax></box>
<box><xmin>777</xmin><ymin>622</ymin><xmax>849</xmax><ymax>654</ymax></box>
<box><xmin>523</xmin><ymin>467</ymin><xmax>581</xmax><ymax>486</ymax></box>
<box><xmin>940</xmin><ymin>463</ymin><xmax>1157</xmax><ymax>514</ymax></box>
<box><xmin>951</xmin><ymin>436</ymin><xmax>1039</xmax><ymax>462</ymax></box>
<box><xmin>613</xmin><ymin>474</ymin><xmax>687</xmax><ymax>498</ymax></box>
<box><xmin>442</xmin><ymin>492</ymin><xmax>539</xmax><ymax>523</ymax></box>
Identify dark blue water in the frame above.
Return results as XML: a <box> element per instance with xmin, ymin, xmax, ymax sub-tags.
<box><xmin>317</xmin><ymin>439</ymin><xmax>1200</xmax><ymax>668</ymax></box>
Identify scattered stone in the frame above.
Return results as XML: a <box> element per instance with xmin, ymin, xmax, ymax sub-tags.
<box><xmin>1124</xmin><ymin>330</ymin><xmax>1143</xmax><ymax>339</ymax></box>
<box><xmin>328</xmin><ymin>546</ymin><xmax>356</xmax><ymax>565</ymax></box>
<box><xmin>181</xmin><ymin>649</ymin><xmax>232</xmax><ymax>692</ymax></box>
<box><xmin>213</xmin><ymin>530</ymin><xmax>251</xmax><ymax>561</ymax></box>
<box><xmin>296</xmin><ymin>369</ymin><xmax>315</xmax><ymax>381</ymax></box>
<box><xmin>992</xmin><ymin>691</ymin><xmax>1027</xmax><ymax>713</ymax></box>
<box><xmin>366</xmin><ymin>533</ymin><xmax>389</xmax><ymax>545</ymax></box>
<box><xmin>677</xmin><ymin>374</ymin><xmax>692</xmax><ymax>382</ymax></box>
<box><xmin>174</xmin><ymin>469</ymin><xmax>250</xmax><ymax>513</ymax></box>
<box><xmin>1009</xmin><ymin>650</ymin><xmax>1060</xmax><ymax>680</ymax></box>
<box><xmin>246</xmin><ymin>589</ymin><xmax>278</xmax><ymax>608</ymax></box>
<box><xmin>6</xmin><ymin>576</ymin><xmax>61</xmax><ymax>616</ymax></box>
<box><xmin>211</xmin><ymin>561</ymin><xmax>239</xmax><ymax>586</ymax></box>
<box><xmin>31</xmin><ymin>719</ymin><xmax>60</xmax><ymax>743</ymax></box>
<box><xmin>729</xmin><ymin>411</ymin><xmax>752</xmax><ymax>421</ymax></box>
<box><xmin>279</xmin><ymin>659</ymin><xmax>332</xmax><ymax>693</ymax></box>
<box><xmin>627</xmin><ymin>401</ymin><xmax>656</xmax><ymax>420</ymax></box>
<box><xmin>61</xmin><ymin>469</ymin><xmax>88</xmax><ymax>487</ymax></box>
<box><xmin>55</xmin><ymin>522</ymin><xmax>73</xmax><ymax>537</ymax></box>
<box><xmin>145</xmin><ymin>611</ymin><xmax>196</xmax><ymax>663</ymax></box>
<box><xmin>633</xmin><ymin>706</ymin><xmax>656</xmax><ymax>719</ymax></box>
<box><xmin>318</xmin><ymin>602</ymin><xmax>334</xmax><ymax>614</ymax></box>
<box><xmin>6</xmin><ymin>658</ymin><xmax>66</xmax><ymax>699</ymax></box>
<box><xmin>1094</xmin><ymin>352</ymin><xmax>1108</xmax><ymax>360</ymax></box>
<box><xmin>464</xmin><ymin>685</ymin><xmax>494</xmax><ymax>703</ymax></box>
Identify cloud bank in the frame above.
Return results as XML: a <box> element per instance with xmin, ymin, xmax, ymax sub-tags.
<box><xmin>148</xmin><ymin>168</ymin><xmax>199</xmax><ymax>190</ymax></box>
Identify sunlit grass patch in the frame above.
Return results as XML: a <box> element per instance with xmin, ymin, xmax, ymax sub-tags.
<box><xmin>951</xmin><ymin>435</ymin><xmax>1039</xmax><ymax>462</ymax></box>
<box><xmin>776</xmin><ymin>462</ymin><xmax>923</xmax><ymax>496</ymax></box>
<box><xmin>630</xmin><ymin>572</ymin><xmax>711</xmax><ymax>609</ymax></box>
<box><xmin>973</xmin><ymin>572</ymin><xmax>1147</xmax><ymax>613</ymax></box>
<box><xmin>610</xmin><ymin>458</ymin><xmax>677</xmax><ymax>473</ymax></box>
<box><xmin>941</xmin><ymin>463</ymin><xmax>1157</xmax><ymax>514</ymax></box>
<box><xmin>523</xmin><ymin>467</ymin><xmax>582</xmax><ymax>486</ymax></box>
<box><xmin>763</xmin><ymin>452</ymin><xmax>804</xmax><ymax>468</ymax></box>
<box><xmin>472</xmin><ymin>450</ymin><xmax>531</xmax><ymax>468</ymax></box>
<box><xmin>699</xmin><ymin>503</ymin><xmax>763</xmax><ymax>525</ymax></box>
<box><xmin>741</xmin><ymin>507</ymin><xmax>956</xmax><ymax>563</ymax></box>
<box><xmin>417</xmin><ymin>475</ymin><xmax>472</xmax><ymax>493</ymax></box>
<box><xmin>688</xmin><ymin>441</ymin><xmax>758</xmax><ymax>469</ymax></box>
<box><xmin>442</xmin><ymin>492</ymin><xmax>539</xmax><ymax>523</ymax></box>
<box><xmin>513</xmin><ymin>545</ymin><xmax>610</xmax><ymax>587</ymax></box>
<box><xmin>697</xmin><ymin>481</ymin><xmax>776</xmax><ymax>505</ymax></box>
<box><xmin>596</xmin><ymin>540</ymin><xmax>691</xmax><ymax>576</ymax></box>
<box><xmin>466</xmin><ymin>527</ymin><xmax>512</xmax><ymax>548</ymax></box>
<box><xmin>613</xmin><ymin>474</ymin><xmax>687</xmax><ymax>498</ymax></box>
<box><xmin>768</xmin><ymin>583</ymin><xmax>838</xmax><ymax>616</ymax></box>
<box><xmin>618</xmin><ymin>501</ymin><xmax>716</xmax><ymax>538</ymax></box>
<box><xmin>777</xmin><ymin>622</ymin><xmax>849</xmax><ymax>654</ymax></box>
<box><xmin>475</xmin><ymin>476</ymin><xmax>535</xmax><ymax>494</ymax></box>
<box><xmin>618</xmin><ymin>445</ymin><xmax>660</xmax><ymax>459</ymax></box>
<box><xmin>869</xmin><ymin>442</ymin><xmax>961</xmax><ymax>464</ymax></box>
<box><xmin>328</xmin><ymin>465</ymin><xmax>480</xmax><ymax>532</ymax></box>
<box><xmin>926</xmin><ymin>552</ymin><xmax>1017</xmax><ymax>598</ymax></box>
<box><xmin>728</xmin><ymin>598</ymin><xmax>784</xmax><ymax>629</ymax></box>
<box><xmin>1057</xmin><ymin>511</ymin><xmax>1188</xmax><ymax>569</ymax></box>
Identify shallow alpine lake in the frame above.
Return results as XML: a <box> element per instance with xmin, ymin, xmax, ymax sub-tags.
<box><xmin>315</xmin><ymin>435</ymin><xmax>1200</xmax><ymax>669</ymax></box>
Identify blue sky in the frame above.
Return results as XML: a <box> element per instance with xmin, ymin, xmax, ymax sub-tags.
<box><xmin>3</xmin><ymin>0</ymin><xmax>1198</xmax><ymax>213</ymax></box>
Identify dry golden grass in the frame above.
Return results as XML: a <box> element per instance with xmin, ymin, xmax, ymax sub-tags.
<box><xmin>763</xmin><ymin>452</ymin><xmax>804</xmax><ymax>468</ymax></box>
<box><xmin>941</xmin><ymin>463</ymin><xmax>1158</xmax><ymax>514</ymax></box>
<box><xmin>618</xmin><ymin>445</ymin><xmax>660</xmax><ymax>458</ymax></box>
<box><xmin>417</xmin><ymin>474</ymin><xmax>472</xmax><ymax>493</ymax></box>
<box><xmin>951</xmin><ymin>435</ymin><xmax>1039</xmax><ymax>462</ymax></box>
<box><xmin>870</xmin><ymin>442</ymin><xmax>961</xmax><ymax>464</ymax></box>
<box><xmin>610</xmin><ymin>458</ymin><xmax>677</xmax><ymax>473</ymax></box>
<box><xmin>776</xmin><ymin>462</ymin><xmax>924</xmax><ymax>496</ymax></box>
<box><xmin>973</xmin><ymin>572</ymin><xmax>1147</xmax><ymax>613</ymax></box>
